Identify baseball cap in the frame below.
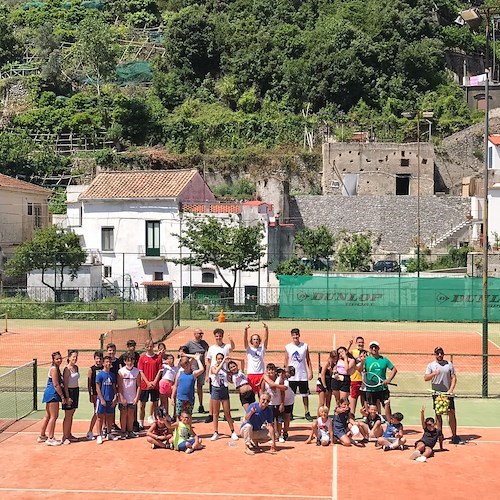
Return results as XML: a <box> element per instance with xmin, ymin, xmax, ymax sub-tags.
<box><xmin>369</xmin><ymin>341</ymin><xmax>380</xmax><ymax>348</ymax></box>
<box><xmin>434</xmin><ymin>346</ymin><xmax>444</xmax><ymax>354</ymax></box>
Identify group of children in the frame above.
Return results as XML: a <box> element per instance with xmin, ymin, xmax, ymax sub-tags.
<box><xmin>304</xmin><ymin>398</ymin><xmax>443</xmax><ymax>462</ymax></box>
<box><xmin>39</xmin><ymin>332</ymin><xmax>444</xmax><ymax>462</ymax></box>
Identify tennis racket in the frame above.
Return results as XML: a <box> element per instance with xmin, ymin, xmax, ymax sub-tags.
<box><xmin>427</xmin><ymin>389</ymin><xmax>455</xmax><ymax>397</ymax></box>
<box><xmin>363</xmin><ymin>372</ymin><xmax>397</xmax><ymax>388</ymax></box>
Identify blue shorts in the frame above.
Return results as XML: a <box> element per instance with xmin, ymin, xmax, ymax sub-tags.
<box><xmin>96</xmin><ymin>399</ymin><xmax>114</xmax><ymax>415</ymax></box>
<box><xmin>211</xmin><ymin>386</ymin><xmax>230</xmax><ymax>401</ymax></box>
<box><xmin>178</xmin><ymin>438</ymin><xmax>195</xmax><ymax>451</ymax></box>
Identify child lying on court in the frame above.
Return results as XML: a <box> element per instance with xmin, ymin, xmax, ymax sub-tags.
<box><xmin>409</xmin><ymin>406</ymin><xmax>444</xmax><ymax>462</ymax></box>
<box><xmin>376</xmin><ymin>401</ymin><xmax>406</xmax><ymax>451</ymax></box>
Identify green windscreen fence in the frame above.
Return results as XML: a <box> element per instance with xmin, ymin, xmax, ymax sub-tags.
<box><xmin>279</xmin><ymin>275</ymin><xmax>500</xmax><ymax>321</ymax></box>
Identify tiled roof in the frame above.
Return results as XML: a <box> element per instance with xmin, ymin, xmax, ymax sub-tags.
<box><xmin>181</xmin><ymin>203</ymin><xmax>241</xmax><ymax>214</ymax></box>
<box><xmin>0</xmin><ymin>173</ymin><xmax>52</xmax><ymax>194</ymax></box>
<box><xmin>141</xmin><ymin>281</ymin><xmax>172</xmax><ymax>286</ymax></box>
<box><xmin>489</xmin><ymin>135</ymin><xmax>500</xmax><ymax>146</ymax></box>
<box><xmin>80</xmin><ymin>170</ymin><xmax>199</xmax><ymax>200</ymax></box>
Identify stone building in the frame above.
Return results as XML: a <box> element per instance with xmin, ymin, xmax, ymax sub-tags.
<box><xmin>322</xmin><ymin>142</ymin><xmax>435</xmax><ymax>196</ymax></box>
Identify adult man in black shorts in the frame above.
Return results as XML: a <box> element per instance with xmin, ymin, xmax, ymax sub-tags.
<box><xmin>182</xmin><ymin>329</ymin><xmax>209</xmax><ymax>413</ymax></box>
<box><xmin>424</xmin><ymin>346</ymin><xmax>462</xmax><ymax>444</ymax></box>
<box><xmin>284</xmin><ymin>328</ymin><xmax>314</xmax><ymax>421</ymax></box>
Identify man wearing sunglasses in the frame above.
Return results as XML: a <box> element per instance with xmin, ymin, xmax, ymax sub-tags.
<box><xmin>239</xmin><ymin>392</ymin><xmax>276</xmax><ymax>455</ymax></box>
<box><xmin>424</xmin><ymin>346</ymin><xmax>462</xmax><ymax>444</ymax></box>
<box><xmin>182</xmin><ymin>329</ymin><xmax>209</xmax><ymax>414</ymax></box>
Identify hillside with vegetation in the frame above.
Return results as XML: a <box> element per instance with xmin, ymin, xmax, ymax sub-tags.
<box><xmin>0</xmin><ymin>0</ymin><xmax>490</xmax><ymax>190</ymax></box>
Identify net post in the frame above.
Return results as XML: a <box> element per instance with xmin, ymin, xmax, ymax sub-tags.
<box><xmin>4</xmin><ymin>312</ymin><xmax>7</xmax><ymax>333</ymax></box>
<box><xmin>33</xmin><ymin>358</ymin><xmax>38</xmax><ymax>411</ymax></box>
<box><xmin>99</xmin><ymin>333</ymin><xmax>105</xmax><ymax>350</ymax></box>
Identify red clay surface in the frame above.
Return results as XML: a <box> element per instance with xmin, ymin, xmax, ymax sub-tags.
<box><xmin>0</xmin><ymin>420</ymin><xmax>498</xmax><ymax>499</ymax></box>
<box><xmin>1</xmin><ymin>321</ymin><xmax>499</xmax><ymax>373</ymax></box>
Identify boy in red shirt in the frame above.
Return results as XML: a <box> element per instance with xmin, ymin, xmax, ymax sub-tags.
<box><xmin>138</xmin><ymin>339</ymin><xmax>163</xmax><ymax>430</ymax></box>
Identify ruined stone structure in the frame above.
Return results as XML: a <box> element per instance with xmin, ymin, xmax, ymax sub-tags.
<box><xmin>322</xmin><ymin>142</ymin><xmax>435</xmax><ymax>196</ymax></box>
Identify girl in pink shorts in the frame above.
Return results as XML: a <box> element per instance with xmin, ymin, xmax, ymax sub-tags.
<box><xmin>159</xmin><ymin>353</ymin><xmax>177</xmax><ymax>415</ymax></box>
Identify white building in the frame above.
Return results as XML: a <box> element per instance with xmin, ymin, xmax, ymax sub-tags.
<box><xmin>0</xmin><ymin>173</ymin><xmax>52</xmax><ymax>283</ymax></box>
<box><xmin>61</xmin><ymin>169</ymin><xmax>292</xmax><ymax>303</ymax></box>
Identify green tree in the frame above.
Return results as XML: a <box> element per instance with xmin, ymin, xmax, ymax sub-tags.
<box><xmin>295</xmin><ymin>225</ymin><xmax>335</xmax><ymax>269</ymax></box>
<box><xmin>275</xmin><ymin>254</ymin><xmax>312</xmax><ymax>277</ymax></box>
<box><xmin>170</xmin><ymin>216</ymin><xmax>266</xmax><ymax>295</ymax></box>
<box><xmin>432</xmin><ymin>246</ymin><xmax>472</xmax><ymax>270</ymax></box>
<box><xmin>0</xmin><ymin>6</ymin><xmax>21</xmax><ymax>66</ymax></box>
<box><xmin>6</xmin><ymin>226</ymin><xmax>87</xmax><ymax>299</ymax></box>
<box><xmin>336</xmin><ymin>231</ymin><xmax>372</xmax><ymax>272</ymax></box>
<box><xmin>72</xmin><ymin>13</ymin><xmax>118</xmax><ymax>95</ymax></box>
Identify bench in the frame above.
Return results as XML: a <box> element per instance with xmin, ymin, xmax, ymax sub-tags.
<box><xmin>208</xmin><ymin>311</ymin><xmax>257</xmax><ymax>321</ymax></box>
<box><xmin>64</xmin><ymin>310</ymin><xmax>116</xmax><ymax>321</ymax></box>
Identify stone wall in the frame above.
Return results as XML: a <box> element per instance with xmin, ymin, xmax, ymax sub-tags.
<box><xmin>289</xmin><ymin>195</ymin><xmax>471</xmax><ymax>254</ymax></box>
<box><xmin>322</xmin><ymin>142</ymin><xmax>435</xmax><ymax>196</ymax></box>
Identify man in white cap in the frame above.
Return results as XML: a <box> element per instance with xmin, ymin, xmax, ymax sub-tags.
<box><xmin>364</xmin><ymin>341</ymin><xmax>397</xmax><ymax>414</ymax></box>
<box><xmin>424</xmin><ymin>346</ymin><xmax>462</xmax><ymax>444</ymax></box>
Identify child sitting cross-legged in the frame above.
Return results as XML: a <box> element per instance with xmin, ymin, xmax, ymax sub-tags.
<box><xmin>376</xmin><ymin>400</ymin><xmax>406</xmax><ymax>451</ymax></box>
<box><xmin>305</xmin><ymin>405</ymin><xmax>333</xmax><ymax>446</ymax></box>
<box><xmin>409</xmin><ymin>406</ymin><xmax>444</xmax><ymax>463</ymax></box>
<box><xmin>146</xmin><ymin>406</ymin><xmax>173</xmax><ymax>449</ymax></box>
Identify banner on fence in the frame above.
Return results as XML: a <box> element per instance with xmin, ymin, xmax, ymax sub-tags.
<box><xmin>278</xmin><ymin>275</ymin><xmax>500</xmax><ymax>321</ymax></box>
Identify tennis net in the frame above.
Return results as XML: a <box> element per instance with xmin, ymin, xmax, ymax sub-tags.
<box><xmin>0</xmin><ymin>360</ymin><xmax>37</xmax><ymax>433</ymax></box>
<box><xmin>105</xmin><ymin>301</ymin><xmax>181</xmax><ymax>350</ymax></box>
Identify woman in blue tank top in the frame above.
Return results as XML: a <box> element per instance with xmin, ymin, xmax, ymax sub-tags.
<box><xmin>38</xmin><ymin>352</ymin><xmax>66</xmax><ymax>446</ymax></box>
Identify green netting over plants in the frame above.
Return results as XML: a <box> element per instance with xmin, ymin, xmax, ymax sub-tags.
<box><xmin>22</xmin><ymin>2</ymin><xmax>45</xmax><ymax>9</ymax></box>
<box><xmin>81</xmin><ymin>0</ymin><xmax>104</xmax><ymax>9</ymax></box>
<box><xmin>278</xmin><ymin>275</ymin><xmax>500</xmax><ymax>321</ymax></box>
<box><xmin>116</xmin><ymin>61</ymin><xmax>153</xmax><ymax>85</ymax></box>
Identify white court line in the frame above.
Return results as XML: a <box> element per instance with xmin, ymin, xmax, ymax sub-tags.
<box><xmin>331</xmin><ymin>443</ymin><xmax>338</xmax><ymax>500</ymax></box>
<box><xmin>474</xmin><ymin>330</ymin><xmax>500</xmax><ymax>350</ymax></box>
<box><xmin>0</xmin><ymin>488</ymin><xmax>330</xmax><ymax>499</ymax></box>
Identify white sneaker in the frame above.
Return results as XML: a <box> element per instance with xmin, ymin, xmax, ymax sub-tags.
<box><xmin>185</xmin><ymin>447</ymin><xmax>193</xmax><ymax>454</ymax></box>
<box><xmin>96</xmin><ymin>435</ymin><xmax>103</xmax><ymax>445</ymax></box>
<box><xmin>86</xmin><ymin>432</ymin><xmax>94</xmax><ymax>441</ymax></box>
<box><xmin>415</xmin><ymin>456</ymin><xmax>427</xmax><ymax>462</ymax></box>
<box><xmin>147</xmin><ymin>416</ymin><xmax>155</xmax><ymax>425</ymax></box>
<box><xmin>107</xmin><ymin>433</ymin><xmax>118</xmax><ymax>441</ymax></box>
<box><xmin>409</xmin><ymin>451</ymin><xmax>421</xmax><ymax>460</ymax></box>
<box><xmin>62</xmin><ymin>438</ymin><xmax>71</xmax><ymax>445</ymax></box>
<box><xmin>210</xmin><ymin>432</ymin><xmax>219</xmax><ymax>441</ymax></box>
<box><xmin>278</xmin><ymin>436</ymin><xmax>285</xmax><ymax>443</ymax></box>
<box><xmin>231</xmin><ymin>432</ymin><xmax>239</xmax><ymax>441</ymax></box>
<box><xmin>37</xmin><ymin>436</ymin><xmax>47</xmax><ymax>443</ymax></box>
<box><xmin>46</xmin><ymin>438</ymin><xmax>61</xmax><ymax>446</ymax></box>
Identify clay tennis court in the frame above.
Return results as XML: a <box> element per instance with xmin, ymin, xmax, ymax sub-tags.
<box><xmin>1</xmin><ymin>318</ymin><xmax>500</xmax><ymax>498</ymax></box>
<box><xmin>0</xmin><ymin>420</ymin><xmax>498</xmax><ymax>499</ymax></box>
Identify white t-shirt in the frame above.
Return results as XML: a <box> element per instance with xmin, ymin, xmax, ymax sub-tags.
<box><xmin>207</xmin><ymin>343</ymin><xmax>232</xmax><ymax>369</ymax></box>
<box><xmin>264</xmin><ymin>379</ymin><xmax>281</xmax><ymax>405</ymax></box>
<box><xmin>231</xmin><ymin>370</ymin><xmax>250</xmax><ymax>388</ymax></box>
<box><xmin>425</xmin><ymin>360</ymin><xmax>455</xmax><ymax>392</ymax></box>
<box><xmin>210</xmin><ymin>368</ymin><xmax>229</xmax><ymax>388</ymax></box>
<box><xmin>161</xmin><ymin>364</ymin><xmax>178</xmax><ymax>382</ymax></box>
<box><xmin>283</xmin><ymin>379</ymin><xmax>295</xmax><ymax>406</ymax></box>
<box><xmin>118</xmin><ymin>366</ymin><xmax>140</xmax><ymax>404</ymax></box>
<box><xmin>285</xmin><ymin>342</ymin><xmax>309</xmax><ymax>381</ymax></box>
<box><xmin>246</xmin><ymin>345</ymin><xmax>265</xmax><ymax>374</ymax></box>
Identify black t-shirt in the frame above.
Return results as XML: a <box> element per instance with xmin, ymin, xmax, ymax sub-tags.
<box><xmin>364</xmin><ymin>414</ymin><xmax>382</xmax><ymax>430</ymax></box>
<box><xmin>118</xmin><ymin>351</ymin><xmax>140</xmax><ymax>368</ymax></box>
<box><xmin>419</xmin><ymin>427</ymin><xmax>442</xmax><ymax>448</ymax></box>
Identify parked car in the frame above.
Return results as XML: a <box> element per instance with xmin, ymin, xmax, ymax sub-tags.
<box><xmin>373</xmin><ymin>260</ymin><xmax>401</xmax><ymax>272</ymax></box>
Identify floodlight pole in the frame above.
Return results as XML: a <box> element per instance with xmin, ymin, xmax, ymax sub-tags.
<box><xmin>482</xmin><ymin>10</ymin><xmax>492</xmax><ymax>398</ymax></box>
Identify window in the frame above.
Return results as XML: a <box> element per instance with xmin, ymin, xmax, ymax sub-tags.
<box><xmin>27</xmin><ymin>203</ymin><xmax>33</xmax><ymax>215</ymax></box>
<box><xmin>34</xmin><ymin>204</ymin><xmax>42</xmax><ymax>229</ymax></box>
<box><xmin>400</xmin><ymin>158</ymin><xmax>409</xmax><ymax>167</ymax></box>
<box><xmin>154</xmin><ymin>271</ymin><xmax>163</xmax><ymax>281</ymax></box>
<box><xmin>202</xmin><ymin>271</ymin><xmax>215</xmax><ymax>283</ymax></box>
<box><xmin>101</xmin><ymin>227</ymin><xmax>114</xmax><ymax>251</ymax></box>
<box><xmin>104</xmin><ymin>266</ymin><xmax>112</xmax><ymax>278</ymax></box>
<box><xmin>146</xmin><ymin>221</ymin><xmax>160</xmax><ymax>256</ymax></box>
<box><xmin>488</xmin><ymin>146</ymin><xmax>493</xmax><ymax>169</ymax></box>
